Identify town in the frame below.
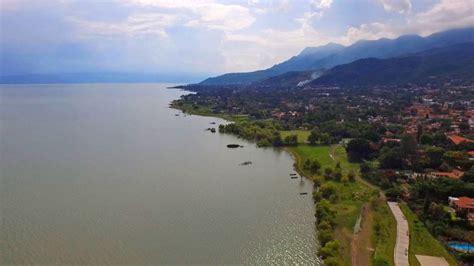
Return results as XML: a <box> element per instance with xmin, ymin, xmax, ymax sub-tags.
<box><xmin>173</xmin><ymin>81</ymin><xmax>474</xmax><ymax>265</ymax></box>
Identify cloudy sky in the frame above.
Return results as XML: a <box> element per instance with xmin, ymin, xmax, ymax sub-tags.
<box><xmin>1</xmin><ymin>0</ymin><xmax>473</xmax><ymax>77</ymax></box>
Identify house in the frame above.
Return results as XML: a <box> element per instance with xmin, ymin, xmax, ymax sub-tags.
<box><xmin>447</xmin><ymin>134</ymin><xmax>474</xmax><ymax>145</ymax></box>
<box><xmin>430</xmin><ymin>169</ymin><xmax>464</xmax><ymax>179</ymax></box>
<box><xmin>382</xmin><ymin>137</ymin><xmax>402</xmax><ymax>144</ymax></box>
<box><xmin>469</xmin><ymin>151</ymin><xmax>474</xmax><ymax>160</ymax></box>
<box><xmin>448</xmin><ymin>196</ymin><xmax>474</xmax><ymax>221</ymax></box>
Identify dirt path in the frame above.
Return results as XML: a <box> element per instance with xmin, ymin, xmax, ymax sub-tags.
<box><xmin>351</xmin><ymin>203</ymin><xmax>375</xmax><ymax>266</ymax></box>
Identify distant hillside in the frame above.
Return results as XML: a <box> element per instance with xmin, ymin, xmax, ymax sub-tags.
<box><xmin>200</xmin><ymin>27</ymin><xmax>474</xmax><ymax>85</ymax></box>
<box><xmin>253</xmin><ymin>71</ymin><xmax>323</xmax><ymax>88</ymax></box>
<box><xmin>309</xmin><ymin>42</ymin><xmax>474</xmax><ymax>87</ymax></box>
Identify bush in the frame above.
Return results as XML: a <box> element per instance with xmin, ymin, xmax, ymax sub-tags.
<box><xmin>324</xmin><ymin>167</ymin><xmax>334</xmax><ymax>179</ymax></box>
<box><xmin>374</xmin><ymin>256</ymin><xmax>389</xmax><ymax>266</ymax></box>
<box><xmin>318</xmin><ymin>229</ymin><xmax>334</xmax><ymax>246</ymax></box>
<box><xmin>318</xmin><ymin>220</ymin><xmax>332</xmax><ymax>231</ymax></box>
<box><xmin>324</xmin><ymin>257</ymin><xmax>341</xmax><ymax>266</ymax></box>
<box><xmin>348</xmin><ymin>170</ymin><xmax>356</xmax><ymax>182</ymax></box>
<box><xmin>334</xmin><ymin>169</ymin><xmax>343</xmax><ymax>182</ymax></box>
<box><xmin>312</xmin><ymin>191</ymin><xmax>322</xmax><ymax>202</ymax></box>
<box><xmin>319</xmin><ymin>240</ymin><xmax>340</xmax><ymax>258</ymax></box>
<box><xmin>320</xmin><ymin>183</ymin><xmax>337</xmax><ymax>199</ymax></box>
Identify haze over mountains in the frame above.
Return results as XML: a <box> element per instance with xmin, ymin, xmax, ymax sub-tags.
<box><xmin>200</xmin><ymin>27</ymin><xmax>474</xmax><ymax>86</ymax></box>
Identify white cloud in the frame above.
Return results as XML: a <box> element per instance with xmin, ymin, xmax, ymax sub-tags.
<box><xmin>379</xmin><ymin>0</ymin><xmax>412</xmax><ymax>14</ymax></box>
<box><xmin>126</xmin><ymin>0</ymin><xmax>255</xmax><ymax>32</ymax></box>
<box><xmin>341</xmin><ymin>0</ymin><xmax>473</xmax><ymax>44</ymax></box>
<box><xmin>220</xmin><ymin>11</ymin><xmax>333</xmax><ymax>71</ymax></box>
<box><xmin>311</xmin><ymin>0</ymin><xmax>333</xmax><ymax>10</ymax></box>
<box><xmin>412</xmin><ymin>0</ymin><xmax>474</xmax><ymax>35</ymax></box>
<box><xmin>70</xmin><ymin>13</ymin><xmax>181</xmax><ymax>38</ymax></box>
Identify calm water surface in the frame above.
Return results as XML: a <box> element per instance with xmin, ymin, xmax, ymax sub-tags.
<box><xmin>0</xmin><ymin>83</ymin><xmax>319</xmax><ymax>264</ymax></box>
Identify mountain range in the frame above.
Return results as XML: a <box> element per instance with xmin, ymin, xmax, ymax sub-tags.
<box><xmin>199</xmin><ymin>27</ymin><xmax>474</xmax><ymax>86</ymax></box>
<box><xmin>310</xmin><ymin>42</ymin><xmax>474</xmax><ymax>87</ymax></box>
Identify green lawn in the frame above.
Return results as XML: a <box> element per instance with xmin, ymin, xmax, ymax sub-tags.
<box><xmin>372</xmin><ymin>197</ymin><xmax>397</xmax><ymax>266</ymax></box>
<box><xmin>287</xmin><ymin>145</ymin><xmax>335</xmax><ymax>174</ymax></box>
<box><xmin>399</xmin><ymin>204</ymin><xmax>457</xmax><ymax>266</ymax></box>
<box><xmin>280</xmin><ymin>130</ymin><xmax>310</xmax><ymax>144</ymax></box>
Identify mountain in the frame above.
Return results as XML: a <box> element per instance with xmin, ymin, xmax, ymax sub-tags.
<box><xmin>199</xmin><ymin>27</ymin><xmax>474</xmax><ymax>85</ymax></box>
<box><xmin>309</xmin><ymin>42</ymin><xmax>474</xmax><ymax>87</ymax></box>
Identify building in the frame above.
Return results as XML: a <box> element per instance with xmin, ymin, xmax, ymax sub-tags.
<box><xmin>430</xmin><ymin>169</ymin><xmax>464</xmax><ymax>179</ymax></box>
<box><xmin>447</xmin><ymin>134</ymin><xmax>474</xmax><ymax>145</ymax></box>
<box><xmin>448</xmin><ymin>196</ymin><xmax>474</xmax><ymax>221</ymax></box>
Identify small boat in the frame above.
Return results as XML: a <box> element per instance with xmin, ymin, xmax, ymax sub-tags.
<box><xmin>300</xmin><ymin>192</ymin><xmax>308</xmax><ymax>195</ymax></box>
<box><xmin>210</xmin><ymin>122</ymin><xmax>216</xmax><ymax>125</ymax></box>
<box><xmin>227</xmin><ymin>144</ymin><xmax>240</xmax><ymax>148</ymax></box>
<box><xmin>239</xmin><ymin>161</ymin><xmax>252</xmax><ymax>166</ymax></box>
<box><xmin>291</xmin><ymin>176</ymin><xmax>298</xmax><ymax>179</ymax></box>
<box><xmin>175</xmin><ymin>114</ymin><xmax>180</xmax><ymax>116</ymax></box>
<box><xmin>210</xmin><ymin>128</ymin><xmax>216</xmax><ymax>133</ymax></box>
<box><xmin>290</xmin><ymin>173</ymin><xmax>297</xmax><ymax>176</ymax></box>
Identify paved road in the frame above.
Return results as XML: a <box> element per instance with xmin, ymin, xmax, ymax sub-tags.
<box><xmin>388</xmin><ymin>202</ymin><xmax>410</xmax><ymax>266</ymax></box>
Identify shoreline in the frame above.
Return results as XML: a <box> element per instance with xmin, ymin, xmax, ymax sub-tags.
<box><xmin>169</xmin><ymin>98</ymin><xmax>375</xmax><ymax>265</ymax></box>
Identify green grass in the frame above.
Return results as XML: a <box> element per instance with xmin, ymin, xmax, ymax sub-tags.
<box><xmin>372</xmin><ymin>197</ymin><xmax>397</xmax><ymax>266</ymax></box>
<box><xmin>280</xmin><ymin>130</ymin><xmax>310</xmax><ymax>144</ymax></box>
<box><xmin>400</xmin><ymin>204</ymin><xmax>457</xmax><ymax>266</ymax></box>
<box><xmin>287</xmin><ymin>144</ymin><xmax>377</xmax><ymax>265</ymax></box>
<box><xmin>287</xmin><ymin>145</ymin><xmax>335</xmax><ymax>174</ymax></box>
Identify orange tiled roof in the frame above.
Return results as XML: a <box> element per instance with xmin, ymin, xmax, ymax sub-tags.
<box><xmin>454</xmin><ymin>197</ymin><xmax>474</xmax><ymax>210</ymax></box>
<box><xmin>431</xmin><ymin>169</ymin><xmax>464</xmax><ymax>179</ymax></box>
<box><xmin>447</xmin><ymin>135</ymin><xmax>474</xmax><ymax>145</ymax></box>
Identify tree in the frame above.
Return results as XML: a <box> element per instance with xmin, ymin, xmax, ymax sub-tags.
<box><xmin>379</xmin><ymin>147</ymin><xmax>404</xmax><ymax>169</ymax></box>
<box><xmin>425</xmin><ymin>146</ymin><xmax>445</xmax><ymax>168</ymax></box>
<box><xmin>324</xmin><ymin>167</ymin><xmax>334</xmax><ymax>179</ymax></box>
<box><xmin>419</xmin><ymin>134</ymin><xmax>433</xmax><ymax>145</ymax></box>
<box><xmin>401</xmin><ymin>135</ymin><xmax>418</xmax><ymax>166</ymax></box>
<box><xmin>304</xmin><ymin>159</ymin><xmax>321</xmax><ymax>173</ymax></box>
<box><xmin>334</xmin><ymin>169</ymin><xmax>343</xmax><ymax>182</ymax></box>
<box><xmin>308</xmin><ymin>129</ymin><xmax>320</xmax><ymax>145</ymax></box>
<box><xmin>320</xmin><ymin>133</ymin><xmax>331</xmax><ymax>145</ymax></box>
<box><xmin>319</xmin><ymin>240</ymin><xmax>339</xmax><ymax>258</ymax></box>
<box><xmin>443</xmin><ymin>151</ymin><xmax>467</xmax><ymax>167</ymax></box>
<box><xmin>284</xmin><ymin>134</ymin><xmax>298</xmax><ymax>146</ymax></box>
<box><xmin>271</xmin><ymin>131</ymin><xmax>283</xmax><ymax>146</ymax></box>
<box><xmin>347</xmin><ymin>170</ymin><xmax>356</xmax><ymax>182</ymax></box>
<box><xmin>321</xmin><ymin>183</ymin><xmax>337</xmax><ymax>199</ymax></box>
<box><xmin>347</xmin><ymin>138</ymin><xmax>372</xmax><ymax>162</ymax></box>
<box><xmin>462</xmin><ymin>166</ymin><xmax>474</xmax><ymax>183</ymax></box>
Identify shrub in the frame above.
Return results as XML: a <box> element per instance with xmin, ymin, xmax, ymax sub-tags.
<box><xmin>324</xmin><ymin>257</ymin><xmax>341</xmax><ymax>266</ymax></box>
<box><xmin>318</xmin><ymin>229</ymin><xmax>334</xmax><ymax>246</ymax></box>
<box><xmin>319</xmin><ymin>240</ymin><xmax>340</xmax><ymax>258</ymax></box>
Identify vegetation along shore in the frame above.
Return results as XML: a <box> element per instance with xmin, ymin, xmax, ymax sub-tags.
<box><xmin>170</xmin><ymin>80</ymin><xmax>472</xmax><ymax>265</ymax></box>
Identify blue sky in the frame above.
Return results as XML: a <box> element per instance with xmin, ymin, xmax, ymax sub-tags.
<box><xmin>1</xmin><ymin>0</ymin><xmax>473</xmax><ymax>76</ymax></box>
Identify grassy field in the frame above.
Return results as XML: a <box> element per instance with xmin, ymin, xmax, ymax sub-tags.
<box><xmin>400</xmin><ymin>204</ymin><xmax>457</xmax><ymax>266</ymax></box>
<box><xmin>371</xmin><ymin>196</ymin><xmax>397</xmax><ymax>266</ymax></box>
<box><xmin>287</xmin><ymin>144</ymin><xmax>378</xmax><ymax>265</ymax></box>
<box><xmin>280</xmin><ymin>130</ymin><xmax>310</xmax><ymax>144</ymax></box>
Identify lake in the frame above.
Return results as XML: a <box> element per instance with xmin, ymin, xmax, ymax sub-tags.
<box><xmin>0</xmin><ymin>83</ymin><xmax>319</xmax><ymax>264</ymax></box>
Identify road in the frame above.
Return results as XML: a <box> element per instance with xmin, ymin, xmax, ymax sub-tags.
<box><xmin>388</xmin><ymin>202</ymin><xmax>410</xmax><ymax>266</ymax></box>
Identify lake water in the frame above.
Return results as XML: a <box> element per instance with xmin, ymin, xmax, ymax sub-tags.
<box><xmin>0</xmin><ymin>83</ymin><xmax>319</xmax><ymax>264</ymax></box>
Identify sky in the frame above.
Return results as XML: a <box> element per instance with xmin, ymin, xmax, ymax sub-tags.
<box><xmin>1</xmin><ymin>0</ymin><xmax>473</xmax><ymax>78</ymax></box>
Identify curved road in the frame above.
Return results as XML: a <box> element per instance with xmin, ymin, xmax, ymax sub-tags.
<box><xmin>388</xmin><ymin>202</ymin><xmax>410</xmax><ymax>266</ymax></box>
